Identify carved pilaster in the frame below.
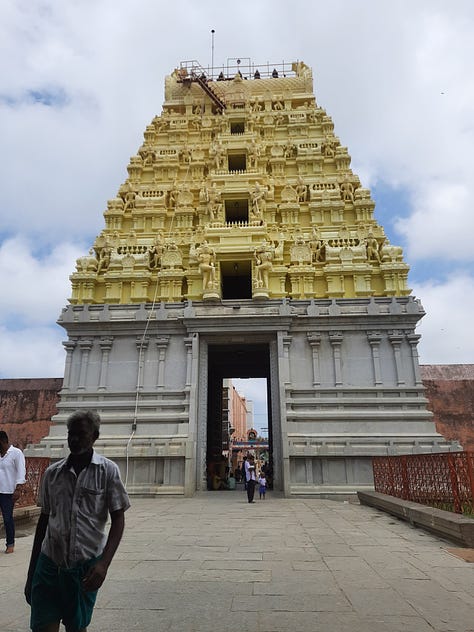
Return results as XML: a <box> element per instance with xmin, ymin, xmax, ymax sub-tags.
<box><xmin>367</xmin><ymin>330</ymin><xmax>383</xmax><ymax>386</ymax></box>
<box><xmin>388</xmin><ymin>330</ymin><xmax>405</xmax><ymax>386</ymax></box>
<box><xmin>406</xmin><ymin>331</ymin><xmax>423</xmax><ymax>385</ymax></box>
<box><xmin>136</xmin><ymin>336</ymin><xmax>150</xmax><ymax>391</ymax></box>
<box><xmin>62</xmin><ymin>339</ymin><xmax>77</xmax><ymax>391</ymax></box>
<box><xmin>329</xmin><ymin>331</ymin><xmax>343</xmax><ymax>386</ymax></box>
<box><xmin>98</xmin><ymin>337</ymin><xmax>114</xmax><ymax>392</ymax></box>
<box><xmin>307</xmin><ymin>332</ymin><xmax>322</xmax><ymax>386</ymax></box>
<box><xmin>77</xmin><ymin>339</ymin><xmax>93</xmax><ymax>391</ymax></box>
<box><xmin>155</xmin><ymin>336</ymin><xmax>170</xmax><ymax>388</ymax></box>
<box><xmin>184</xmin><ymin>336</ymin><xmax>193</xmax><ymax>388</ymax></box>
<box><xmin>197</xmin><ymin>339</ymin><xmax>209</xmax><ymax>491</ymax></box>
<box><xmin>278</xmin><ymin>331</ymin><xmax>292</xmax><ymax>384</ymax></box>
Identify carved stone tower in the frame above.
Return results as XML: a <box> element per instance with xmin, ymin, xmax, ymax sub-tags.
<box><xmin>28</xmin><ymin>60</ymin><xmax>456</xmax><ymax>495</ymax></box>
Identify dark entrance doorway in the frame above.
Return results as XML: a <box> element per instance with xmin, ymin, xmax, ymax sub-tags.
<box><xmin>220</xmin><ymin>260</ymin><xmax>252</xmax><ymax>299</ymax></box>
<box><xmin>206</xmin><ymin>343</ymin><xmax>272</xmax><ymax>490</ymax></box>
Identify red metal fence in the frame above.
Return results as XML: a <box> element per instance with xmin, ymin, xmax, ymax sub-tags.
<box><xmin>16</xmin><ymin>457</ymin><xmax>50</xmax><ymax>508</ymax></box>
<box><xmin>373</xmin><ymin>452</ymin><xmax>474</xmax><ymax>515</ymax></box>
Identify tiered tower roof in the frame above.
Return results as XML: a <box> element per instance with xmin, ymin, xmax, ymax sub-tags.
<box><xmin>70</xmin><ymin>60</ymin><xmax>410</xmax><ymax>305</ymax></box>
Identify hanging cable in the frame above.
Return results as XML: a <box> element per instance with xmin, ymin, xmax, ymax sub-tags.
<box><xmin>125</xmin><ymin>159</ymin><xmax>191</xmax><ymax>487</ymax></box>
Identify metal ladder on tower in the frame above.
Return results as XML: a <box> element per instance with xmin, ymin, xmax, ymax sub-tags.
<box><xmin>179</xmin><ymin>65</ymin><xmax>226</xmax><ymax>113</ymax></box>
<box><xmin>192</xmin><ymin>73</ymin><xmax>226</xmax><ymax>112</ymax></box>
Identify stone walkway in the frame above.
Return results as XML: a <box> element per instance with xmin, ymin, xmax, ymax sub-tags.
<box><xmin>2</xmin><ymin>491</ymin><xmax>474</xmax><ymax>631</ymax></box>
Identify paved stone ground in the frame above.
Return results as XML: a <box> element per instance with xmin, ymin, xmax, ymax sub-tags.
<box><xmin>2</xmin><ymin>490</ymin><xmax>474</xmax><ymax>631</ymax></box>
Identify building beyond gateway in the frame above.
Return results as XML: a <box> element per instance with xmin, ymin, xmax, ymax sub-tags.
<box><xmin>26</xmin><ymin>59</ymin><xmax>458</xmax><ymax>495</ymax></box>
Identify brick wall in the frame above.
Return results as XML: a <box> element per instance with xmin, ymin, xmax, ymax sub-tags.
<box><xmin>421</xmin><ymin>365</ymin><xmax>474</xmax><ymax>451</ymax></box>
<box><xmin>0</xmin><ymin>378</ymin><xmax>62</xmax><ymax>449</ymax></box>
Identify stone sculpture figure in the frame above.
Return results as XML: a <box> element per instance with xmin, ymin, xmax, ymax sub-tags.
<box><xmin>210</xmin><ymin>141</ymin><xmax>225</xmax><ymax>170</ymax></box>
<box><xmin>366</xmin><ymin>232</ymin><xmax>381</xmax><ymax>262</ymax></box>
<box><xmin>197</xmin><ymin>241</ymin><xmax>217</xmax><ymax>290</ymax></box>
<box><xmin>310</xmin><ymin>228</ymin><xmax>325</xmax><ymax>262</ymax></box>
<box><xmin>209</xmin><ymin>201</ymin><xmax>222</xmax><ymax>222</ymax></box>
<box><xmin>199</xmin><ymin>181</ymin><xmax>209</xmax><ymax>204</ymax></box>
<box><xmin>340</xmin><ymin>179</ymin><xmax>355</xmax><ymax>202</ymax></box>
<box><xmin>97</xmin><ymin>247</ymin><xmax>111</xmax><ymax>274</ymax></box>
<box><xmin>254</xmin><ymin>240</ymin><xmax>274</xmax><ymax>288</ymax></box>
<box><xmin>168</xmin><ymin>186</ymin><xmax>177</xmax><ymax>209</ymax></box>
<box><xmin>250</xmin><ymin>99</ymin><xmax>262</xmax><ymax>112</ymax></box>
<box><xmin>292</xmin><ymin>61</ymin><xmax>312</xmax><ymax>78</ymax></box>
<box><xmin>122</xmin><ymin>189</ymin><xmax>137</xmax><ymax>214</ymax></box>
<box><xmin>180</xmin><ymin>147</ymin><xmax>192</xmax><ymax>163</ymax></box>
<box><xmin>208</xmin><ymin>183</ymin><xmax>222</xmax><ymax>221</ymax></box>
<box><xmin>273</xmin><ymin>231</ymin><xmax>285</xmax><ymax>261</ymax></box>
<box><xmin>284</xmin><ymin>143</ymin><xmax>296</xmax><ymax>159</ymax></box>
<box><xmin>251</xmin><ymin>183</ymin><xmax>267</xmax><ymax>219</ymax></box>
<box><xmin>322</xmin><ymin>140</ymin><xmax>337</xmax><ymax>158</ymax></box>
<box><xmin>141</xmin><ymin>149</ymin><xmax>157</xmax><ymax>166</ymax></box>
<box><xmin>247</xmin><ymin>139</ymin><xmax>260</xmax><ymax>168</ymax></box>
<box><xmin>149</xmin><ymin>233</ymin><xmax>164</xmax><ymax>269</ymax></box>
<box><xmin>296</xmin><ymin>177</ymin><xmax>307</xmax><ymax>202</ymax></box>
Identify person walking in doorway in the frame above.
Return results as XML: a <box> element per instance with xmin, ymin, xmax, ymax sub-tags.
<box><xmin>0</xmin><ymin>430</ymin><xmax>26</xmax><ymax>554</ymax></box>
<box><xmin>24</xmin><ymin>409</ymin><xmax>130</xmax><ymax>632</ymax></box>
<box><xmin>241</xmin><ymin>456</ymin><xmax>248</xmax><ymax>491</ymax></box>
<box><xmin>245</xmin><ymin>454</ymin><xmax>257</xmax><ymax>503</ymax></box>
<box><xmin>258</xmin><ymin>472</ymin><xmax>267</xmax><ymax>500</ymax></box>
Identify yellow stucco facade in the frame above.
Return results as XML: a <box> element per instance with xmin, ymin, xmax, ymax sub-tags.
<box><xmin>69</xmin><ymin>60</ymin><xmax>410</xmax><ymax>305</ymax></box>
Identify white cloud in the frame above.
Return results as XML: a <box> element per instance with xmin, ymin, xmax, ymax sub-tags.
<box><xmin>397</xmin><ymin>182</ymin><xmax>474</xmax><ymax>261</ymax></box>
<box><xmin>0</xmin><ymin>0</ymin><xmax>473</xmax><ymax>378</ymax></box>
<box><xmin>0</xmin><ymin>325</ymin><xmax>65</xmax><ymax>378</ymax></box>
<box><xmin>0</xmin><ymin>237</ymin><xmax>84</xmax><ymax>325</ymax></box>
<box><xmin>414</xmin><ymin>273</ymin><xmax>474</xmax><ymax>364</ymax></box>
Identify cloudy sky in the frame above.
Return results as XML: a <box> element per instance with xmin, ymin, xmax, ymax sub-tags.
<box><xmin>1</xmin><ymin>1</ymin><xmax>473</xmax><ymax>399</ymax></box>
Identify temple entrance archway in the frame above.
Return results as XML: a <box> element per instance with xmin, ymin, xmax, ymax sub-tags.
<box><xmin>197</xmin><ymin>338</ymin><xmax>283</xmax><ymax>492</ymax></box>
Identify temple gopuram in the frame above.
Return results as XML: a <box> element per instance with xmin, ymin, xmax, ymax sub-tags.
<box><xmin>27</xmin><ymin>59</ymin><xmax>458</xmax><ymax>496</ymax></box>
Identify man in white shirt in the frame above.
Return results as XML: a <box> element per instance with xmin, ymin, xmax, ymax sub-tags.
<box><xmin>245</xmin><ymin>454</ymin><xmax>257</xmax><ymax>503</ymax></box>
<box><xmin>0</xmin><ymin>430</ymin><xmax>26</xmax><ymax>554</ymax></box>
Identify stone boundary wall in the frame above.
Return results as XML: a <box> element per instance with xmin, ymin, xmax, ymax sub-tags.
<box><xmin>0</xmin><ymin>378</ymin><xmax>62</xmax><ymax>449</ymax></box>
<box><xmin>421</xmin><ymin>365</ymin><xmax>474</xmax><ymax>451</ymax></box>
<box><xmin>421</xmin><ymin>364</ymin><xmax>474</xmax><ymax>380</ymax></box>
<box><xmin>358</xmin><ymin>490</ymin><xmax>474</xmax><ymax>547</ymax></box>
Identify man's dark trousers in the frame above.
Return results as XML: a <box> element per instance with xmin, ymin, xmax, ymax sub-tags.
<box><xmin>246</xmin><ymin>479</ymin><xmax>256</xmax><ymax>503</ymax></box>
<box><xmin>0</xmin><ymin>494</ymin><xmax>15</xmax><ymax>546</ymax></box>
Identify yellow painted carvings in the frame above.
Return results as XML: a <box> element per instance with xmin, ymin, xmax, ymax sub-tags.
<box><xmin>69</xmin><ymin>61</ymin><xmax>410</xmax><ymax>305</ymax></box>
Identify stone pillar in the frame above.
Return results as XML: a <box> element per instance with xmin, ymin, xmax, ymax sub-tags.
<box><xmin>98</xmin><ymin>337</ymin><xmax>114</xmax><ymax>392</ymax></box>
<box><xmin>77</xmin><ymin>339</ymin><xmax>93</xmax><ymax>391</ymax></box>
<box><xmin>406</xmin><ymin>331</ymin><xmax>423</xmax><ymax>385</ymax></box>
<box><xmin>367</xmin><ymin>330</ymin><xmax>383</xmax><ymax>386</ymax></box>
<box><xmin>329</xmin><ymin>331</ymin><xmax>343</xmax><ymax>386</ymax></box>
<box><xmin>184</xmin><ymin>336</ymin><xmax>193</xmax><ymax>388</ymax></box>
<box><xmin>185</xmin><ymin>333</ymin><xmax>199</xmax><ymax>496</ymax></box>
<box><xmin>281</xmin><ymin>334</ymin><xmax>292</xmax><ymax>385</ymax></box>
<box><xmin>135</xmin><ymin>336</ymin><xmax>149</xmax><ymax>391</ymax></box>
<box><xmin>389</xmin><ymin>330</ymin><xmax>405</xmax><ymax>386</ymax></box>
<box><xmin>307</xmin><ymin>332</ymin><xmax>322</xmax><ymax>386</ymax></box>
<box><xmin>276</xmin><ymin>332</ymin><xmax>291</xmax><ymax>496</ymax></box>
<box><xmin>155</xmin><ymin>336</ymin><xmax>170</xmax><ymax>389</ymax></box>
<box><xmin>62</xmin><ymin>340</ymin><xmax>77</xmax><ymax>391</ymax></box>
